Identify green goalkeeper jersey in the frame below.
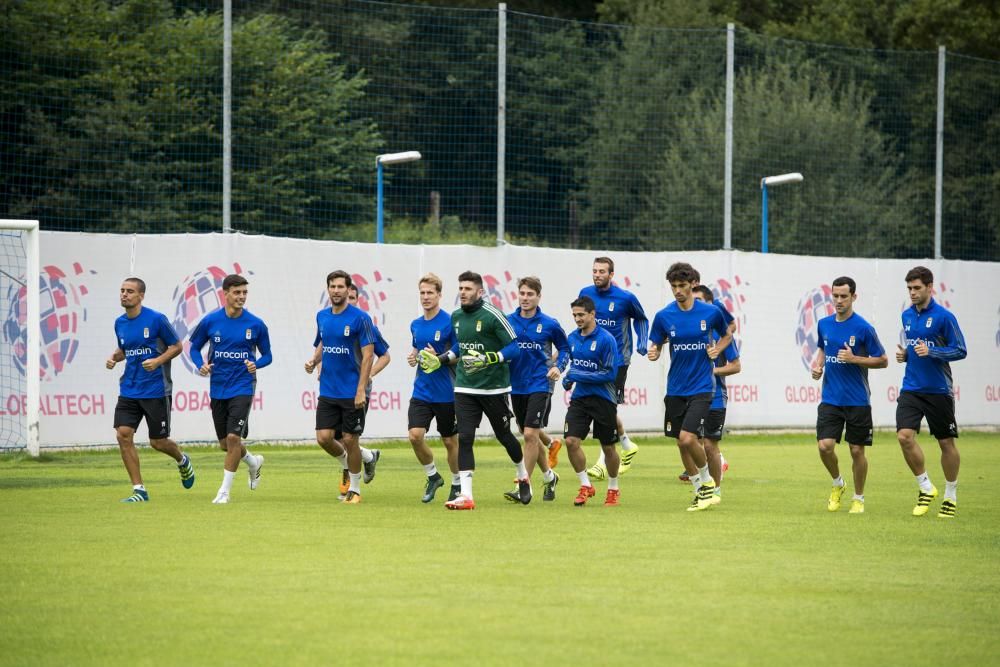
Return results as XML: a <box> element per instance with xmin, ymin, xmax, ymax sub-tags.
<box><xmin>451</xmin><ymin>300</ymin><xmax>517</xmax><ymax>395</ymax></box>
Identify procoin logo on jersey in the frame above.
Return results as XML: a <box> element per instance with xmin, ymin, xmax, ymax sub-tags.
<box><xmin>245</xmin><ymin>329</ymin><xmax>252</xmax><ymax>340</ymax></box>
<box><xmin>143</xmin><ymin>327</ymin><xmax>149</xmax><ymax>338</ymax></box>
<box><xmin>536</xmin><ymin>323</ymin><xmax>543</xmax><ymax>333</ymax></box>
<box><xmin>434</xmin><ymin>330</ymin><xmax>441</xmax><ymax>341</ymax></box>
<box><xmin>344</xmin><ymin>325</ymin><xmax>351</xmax><ymax>336</ymax></box>
<box><xmin>476</xmin><ymin>320</ymin><xmax>482</xmax><ymax>332</ymax></box>
<box><xmin>700</xmin><ymin>320</ymin><xmax>706</xmax><ymax>331</ymax></box>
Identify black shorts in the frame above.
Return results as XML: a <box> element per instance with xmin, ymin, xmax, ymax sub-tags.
<box><xmin>318</xmin><ymin>397</ymin><xmax>366</xmax><ymax>435</ymax></box>
<box><xmin>211</xmin><ymin>395</ymin><xmax>253</xmax><ymax>440</ymax></box>
<box><xmin>703</xmin><ymin>408</ymin><xmax>727</xmax><ymax>441</ymax></box>
<box><xmin>664</xmin><ymin>394</ymin><xmax>713</xmax><ymax>439</ymax></box>
<box><xmin>896</xmin><ymin>391</ymin><xmax>959</xmax><ymax>440</ymax></box>
<box><xmin>817</xmin><ymin>403</ymin><xmax>873</xmax><ymax>445</ymax></box>
<box><xmin>454</xmin><ymin>392</ymin><xmax>514</xmax><ymax>438</ymax></box>
<box><xmin>511</xmin><ymin>392</ymin><xmax>552</xmax><ymax>431</ymax></box>
<box><xmin>564</xmin><ymin>395</ymin><xmax>619</xmax><ymax>446</ymax></box>
<box><xmin>614</xmin><ymin>365</ymin><xmax>629</xmax><ymax>404</ymax></box>
<box><xmin>114</xmin><ymin>396</ymin><xmax>171</xmax><ymax>439</ymax></box>
<box><xmin>408</xmin><ymin>399</ymin><xmax>458</xmax><ymax>437</ymax></box>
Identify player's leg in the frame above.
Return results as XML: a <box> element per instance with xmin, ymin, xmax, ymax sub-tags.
<box><xmin>408</xmin><ymin>399</ymin><xmax>441</xmax><ymax>502</ymax></box>
<box><xmin>436</xmin><ymin>402</ymin><xmax>461</xmax><ymax>500</ymax></box>
<box><xmin>338</xmin><ymin>399</ymin><xmax>367</xmax><ymax>503</ymax></box>
<box><xmin>924</xmin><ymin>394</ymin><xmax>960</xmax><ymax>517</ymax></box>
<box><xmin>113</xmin><ymin>397</ymin><xmax>146</xmax><ymax>498</ymax></box>
<box><xmin>896</xmin><ymin>392</ymin><xmax>937</xmax><ymax>515</ymax></box>
<box><xmin>675</xmin><ymin>394</ymin><xmax>715</xmax><ymax>511</ymax></box>
<box><xmin>139</xmin><ymin>397</ymin><xmax>193</xmax><ymax>490</ymax></box>
<box><xmin>615</xmin><ymin>366</ymin><xmax>639</xmax><ymax>472</ymax></box>
<box><xmin>446</xmin><ymin>394</ymin><xmax>481</xmax><ymax>509</ymax></box>
<box><xmin>483</xmin><ymin>394</ymin><xmax>529</xmax><ymax>503</ymax></box>
<box><xmin>843</xmin><ymin>406</ymin><xmax>873</xmax><ymax>514</ymax></box>
<box><xmin>703</xmin><ymin>409</ymin><xmax>726</xmax><ymax>492</ymax></box>
<box><xmin>817</xmin><ymin>403</ymin><xmax>846</xmax><ymax>511</ymax></box>
<box><xmin>594</xmin><ymin>399</ymin><xmax>620</xmax><ymax>506</ymax></box>
<box><xmin>565</xmin><ymin>398</ymin><xmax>596</xmax><ymax>506</ymax></box>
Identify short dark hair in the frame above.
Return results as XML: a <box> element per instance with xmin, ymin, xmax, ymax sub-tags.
<box><xmin>327</xmin><ymin>270</ymin><xmax>352</xmax><ymax>287</ymax></box>
<box><xmin>831</xmin><ymin>276</ymin><xmax>856</xmax><ymax>294</ymax></box>
<box><xmin>458</xmin><ymin>270</ymin><xmax>483</xmax><ymax>288</ymax></box>
<box><xmin>666</xmin><ymin>262</ymin><xmax>698</xmax><ymax>284</ymax></box>
<box><xmin>905</xmin><ymin>266</ymin><xmax>933</xmax><ymax>285</ymax></box>
<box><xmin>571</xmin><ymin>296</ymin><xmax>595</xmax><ymax>312</ymax></box>
<box><xmin>693</xmin><ymin>285</ymin><xmax>713</xmax><ymax>302</ymax></box>
<box><xmin>518</xmin><ymin>276</ymin><xmax>542</xmax><ymax>294</ymax></box>
<box><xmin>222</xmin><ymin>274</ymin><xmax>248</xmax><ymax>291</ymax></box>
<box><xmin>123</xmin><ymin>277</ymin><xmax>146</xmax><ymax>294</ymax></box>
<box><xmin>593</xmin><ymin>257</ymin><xmax>614</xmax><ymax>273</ymax></box>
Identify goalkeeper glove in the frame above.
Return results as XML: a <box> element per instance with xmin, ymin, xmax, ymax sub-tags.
<box><xmin>418</xmin><ymin>349</ymin><xmax>443</xmax><ymax>374</ymax></box>
<box><xmin>462</xmin><ymin>350</ymin><xmax>501</xmax><ymax>374</ymax></box>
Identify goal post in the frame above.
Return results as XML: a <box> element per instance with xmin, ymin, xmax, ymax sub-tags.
<box><xmin>0</xmin><ymin>220</ymin><xmax>40</xmax><ymax>456</ymax></box>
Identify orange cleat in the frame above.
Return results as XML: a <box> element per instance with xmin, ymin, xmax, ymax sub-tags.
<box><xmin>604</xmin><ymin>489</ymin><xmax>620</xmax><ymax>506</ymax></box>
<box><xmin>445</xmin><ymin>494</ymin><xmax>476</xmax><ymax>510</ymax></box>
<box><xmin>547</xmin><ymin>439</ymin><xmax>563</xmax><ymax>469</ymax></box>
<box><xmin>573</xmin><ymin>485</ymin><xmax>596</xmax><ymax>506</ymax></box>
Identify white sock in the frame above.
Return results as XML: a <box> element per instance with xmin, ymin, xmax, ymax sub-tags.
<box><xmin>698</xmin><ymin>464</ymin><xmax>712</xmax><ymax>484</ymax></box>
<box><xmin>621</xmin><ymin>434</ymin><xmax>636</xmax><ymax>451</ymax></box>
<box><xmin>349</xmin><ymin>472</ymin><xmax>362</xmax><ymax>493</ymax></box>
<box><xmin>576</xmin><ymin>470</ymin><xmax>591</xmax><ymax>486</ymax></box>
<box><xmin>133</xmin><ymin>484</ymin><xmax>146</xmax><ymax>492</ymax></box>
<box><xmin>595</xmin><ymin>450</ymin><xmax>606</xmax><ymax>466</ymax></box>
<box><xmin>241</xmin><ymin>451</ymin><xmax>256</xmax><ymax>466</ymax></box>
<box><xmin>515</xmin><ymin>460</ymin><xmax>528</xmax><ymax>479</ymax></box>
<box><xmin>451</xmin><ymin>473</ymin><xmax>461</xmax><ymax>486</ymax></box>
<box><xmin>423</xmin><ymin>462</ymin><xmax>438</xmax><ymax>477</ymax></box>
<box><xmin>608</xmin><ymin>476</ymin><xmax>619</xmax><ymax>490</ymax></box>
<box><xmin>945</xmin><ymin>480</ymin><xmax>958</xmax><ymax>502</ymax></box>
<box><xmin>459</xmin><ymin>470</ymin><xmax>474</xmax><ymax>498</ymax></box>
<box><xmin>853</xmin><ymin>494</ymin><xmax>864</xmax><ymax>501</ymax></box>
<box><xmin>336</xmin><ymin>453</ymin><xmax>348</xmax><ymax>470</ymax></box>
<box><xmin>177</xmin><ymin>454</ymin><xmax>188</xmax><ymax>466</ymax></box>
<box><xmin>916</xmin><ymin>472</ymin><xmax>934</xmax><ymax>493</ymax></box>
<box><xmin>542</xmin><ymin>469</ymin><xmax>555</xmax><ymax>483</ymax></box>
<box><xmin>692</xmin><ymin>476</ymin><xmax>702</xmax><ymax>491</ymax></box>
<box><xmin>833</xmin><ymin>476</ymin><xmax>845</xmax><ymax>487</ymax></box>
<box><xmin>361</xmin><ymin>447</ymin><xmax>374</xmax><ymax>463</ymax></box>
<box><xmin>220</xmin><ymin>469</ymin><xmax>236</xmax><ymax>493</ymax></box>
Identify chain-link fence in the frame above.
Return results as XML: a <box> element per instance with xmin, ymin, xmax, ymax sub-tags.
<box><xmin>2</xmin><ymin>0</ymin><xmax>998</xmax><ymax>259</ymax></box>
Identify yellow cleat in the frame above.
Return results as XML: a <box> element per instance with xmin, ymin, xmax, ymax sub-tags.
<box><xmin>937</xmin><ymin>499</ymin><xmax>957</xmax><ymax>518</ymax></box>
<box><xmin>688</xmin><ymin>480</ymin><xmax>717</xmax><ymax>511</ymax></box>
<box><xmin>618</xmin><ymin>445</ymin><xmax>640</xmax><ymax>475</ymax></box>
<box><xmin>586</xmin><ymin>462</ymin><xmax>607</xmax><ymax>481</ymax></box>
<box><xmin>848</xmin><ymin>499</ymin><xmax>865</xmax><ymax>514</ymax></box>
<box><xmin>913</xmin><ymin>486</ymin><xmax>938</xmax><ymax>516</ymax></box>
<box><xmin>828</xmin><ymin>484</ymin><xmax>846</xmax><ymax>512</ymax></box>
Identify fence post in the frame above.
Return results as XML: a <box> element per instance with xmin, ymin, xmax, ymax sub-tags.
<box><xmin>935</xmin><ymin>45</ymin><xmax>945</xmax><ymax>259</ymax></box>
<box><xmin>223</xmin><ymin>0</ymin><xmax>232</xmax><ymax>234</ymax></box>
<box><xmin>723</xmin><ymin>23</ymin><xmax>735</xmax><ymax>250</ymax></box>
<box><xmin>496</xmin><ymin>3</ymin><xmax>507</xmax><ymax>246</ymax></box>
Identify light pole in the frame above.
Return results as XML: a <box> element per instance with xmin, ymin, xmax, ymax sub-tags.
<box><xmin>760</xmin><ymin>172</ymin><xmax>803</xmax><ymax>253</ymax></box>
<box><xmin>376</xmin><ymin>151</ymin><xmax>422</xmax><ymax>244</ymax></box>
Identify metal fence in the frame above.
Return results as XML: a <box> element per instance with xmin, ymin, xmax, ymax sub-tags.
<box><xmin>1</xmin><ymin>0</ymin><xmax>998</xmax><ymax>259</ymax></box>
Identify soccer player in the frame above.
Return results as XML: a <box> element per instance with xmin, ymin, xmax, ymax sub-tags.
<box><xmin>418</xmin><ymin>270</ymin><xmax>523</xmax><ymax>510</ymax></box>
<box><xmin>107</xmin><ymin>278</ymin><xmax>194</xmax><ymax>502</ymax></box>
<box><xmin>503</xmin><ymin>276</ymin><xmax>569</xmax><ymax>504</ymax></box>
<box><xmin>648</xmin><ymin>262</ymin><xmax>730</xmax><ymax>512</ymax></box>
<box><xmin>578</xmin><ymin>257</ymin><xmax>648</xmax><ymax>480</ymax></box>
<box><xmin>407</xmin><ymin>273</ymin><xmax>460</xmax><ymax>503</ymax></box>
<box><xmin>810</xmin><ymin>276</ymin><xmax>887</xmax><ymax>514</ymax></box>
<box><xmin>189</xmin><ymin>274</ymin><xmax>271</xmax><ymax>505</ymax></box>
<box><xmin>562</xmin><ymin>296</ymin><xmax>620</xmax><ymax>506</ymax></box>
<box><xmin>687</xmin><ymin>284</ymin><xmax>740</xmax><ymax>504</ymax></box>
<box><xmin>304</xmin><ymin>270</ymin><xmax>376</xmax><ymax>504</ymax></box>
<box><xmin>894</xmin><ymin>266</ymin><xmax>967</xmax><ymax>518</ymax></box>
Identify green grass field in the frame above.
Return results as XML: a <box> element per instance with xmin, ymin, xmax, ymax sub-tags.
<box><xmin>2</xmin><ymin>432</ymin><xmax>999</xmax><ymax>666</ymax></box>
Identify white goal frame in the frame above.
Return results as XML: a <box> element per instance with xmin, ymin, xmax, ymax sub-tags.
<box><xmin>0</xmin><ymin>220</ymin><xmax>40</xmax><ymax>456</ymax></box>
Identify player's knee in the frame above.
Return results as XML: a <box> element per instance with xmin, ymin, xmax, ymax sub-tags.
<box><xmin>148</xmin><ymin>438</ymin><xmax>170</xmax><ymax>452</ymax></box>
<box><xmin>896</xmin><ymin>429</ymin><xmax>916</xmax><ymax>448</ymax></box>
<box><xmin>407</xmin><ymin>428</ymin><xmax>424</xmax><ymax>445</ymax></box>
<box><xmin>817</xmin><ymin>439</ymin><xmax>835</xmax><ymax>455</ymax></box>
<box><xmin>116</xmin><ymin>429</ymin><xmax>134</xmax><ymax>447</ymax></box>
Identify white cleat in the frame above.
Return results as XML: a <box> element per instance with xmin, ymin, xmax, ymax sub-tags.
<box><xmin>248</xmin><ymin>455</ymin><xmax>263</xmax><ymax>490</ymax></box>
<box><xmin>212</xmin><ymin>490</ymin><xmax>230</xmax><ymax>504</ymax></box>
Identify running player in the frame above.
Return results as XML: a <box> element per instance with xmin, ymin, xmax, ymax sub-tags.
<box><xmin>810</xmin><ymin>276</ymin><xmax>887</xmax><ymax>514</ymax></box>
<box><xmin>578</xmin><ymin>257</ymin><xmax>648</xmax><ymax>480</ymax></box>
<box><xmin>108</xmin><ymin>277</ymin><xmax>194</xmax><ymax>502</ymax></box>
<box><xmin>189</xmin><ymin>274</ymin><xmax>271</xmax><ymax>504</ymax></box>
<box><xmin>895</xmin><ymin>266</ymin><xmax>967</xmax><ymax>518</ymax></box>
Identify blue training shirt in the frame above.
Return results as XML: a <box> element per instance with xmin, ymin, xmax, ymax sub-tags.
<box><xmin>817</xmin><ymin>312</ymin><xmax>886</xmax><ymax>407</ymax></box>
<box><xmin>710</xmin><ymin>339</ymin><xmax>740</xmax><ymax>410</ymax></box>
<box><xmin>410</xmin><ymin>309</ymin><xmax>456</xmax><ymax>404</ymax></box>
<box><xmin>649</xmin><ymin>300</ymin><xmax>729</xmax><ymax>397</ymax></box>
<box><xmin>189</xmin><ymin>308</ymin><xmax>272</xmax><ymax>399</ymax></box>
<box><xmin>900</xmin><ymin>298</ymin><xmax>967</xmax><ymax>396</ymax></box>
<box><xmin>578</xmin><ymin>284</ymin><xmax>649</xmax><ymax>366</ymax></box>
<box><xmin>114</xmin><ymin>306</ymin><xmax>179</xmax><ymax>399</ymax></box>
<box><xmin>314</xmin><ymin>305</ymin><xmax>377</xmax><ymax>400</ymax></box>
<box><xmin>507</xmin><ymin>307</ymin><xmax>570</xmax><ymax>395</ymax></box>
<box><xmin>565</xmin><ymin>326</ymin><xmax>619</xmax><ymax>404</ymax></box>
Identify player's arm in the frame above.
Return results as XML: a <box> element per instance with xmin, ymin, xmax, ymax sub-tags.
<box><xmin>371</xmin><ymin>331</ymin><xmax>391</xmax><ymax>378</ymax></box>
<box><xmin>837</xmin><ymin>327</ymin><xmax>888</xmax><ymax>369</ymax></box>
<box><xmin>550</xmin><ymin>324</ymin><xmax>571</xmax><ymax>379</ymax></box>
<box><xmin>189</xmin><ymin>318</ymin><xmax>212</xmax><ymax>375</ymax></box>
<box><xmin>305</xmin><ymin>344</ymin><xmax>322</xmax><ymax>374</ymax></box>
<box><xmin>356</xmin><ymin>343</ymin><xmax>375</xmax><ymax>408</ymax></box>
<box><xmin>629</xmin><ymin>294</ymin><xmax>650</xmax><ymax>355</ymax></box>
<box><xmin>925</xmin><ymin>315</ymin><xmax>968</xmax><ymax>361</ymax></box>
<box><xmin>647</xmin><ymin>313</ymin><xmax>667</xmax><ymax>361</ymax></box>
<box><xmin>707</xmin><ymin>311</ymin><xmax>732</xmax><ymax>359</ymax></box>
<box><xmin>143</xmin><ymin>341</ymin><xmax>182</xmax><ymax>372</ymax></box>
<box><xmin>106</xmin><ymin>347</ymin><xmax>125</xmax><ymax>369</ymax></box>
<box><xmin>247</xmin><ymin>323</ymin><xmax>273</xmax><ymax>373</ymax></box>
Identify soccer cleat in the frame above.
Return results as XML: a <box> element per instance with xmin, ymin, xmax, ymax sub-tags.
<box><xmin>121</xmin><ymin>488</ymin><xmax>149</xmax><ymax>503</ymax></box>
<box><xmin>708</xmin><ymin>490</ymin><xmax>722</xmax><ymax>506</ymax></box>
<box><xmin>503</xmin><ymin>488</ymin><xmax>521</xmax><ymax>503</ymax></box>
<box><xmin>687</xmin><ymin>493</ymin><xmax>700</xmax><ymax>511</ymax></box>
<box><xmin>363</xmin><ymin>449</ymin><xmax>381</xmax><ymax>484</ymax></box>
<box><xmin>913</xmin><ymin>486</ymin><xmax>938</xmax><ymax>516</ymax></box>
<box><xmin>573</xmin><ymin>484</ymin><xmax>596</xmax><ymax>506</ymax></box>
<box><xmin>721</xmin><ymin>455</ymin><xmax>729</xmax><ymax>474</ymax></box>
<box><xmin>547</xmin><ymin>439</ymin><xmax>562</xmax><ymax>469</ymax></box>
<box><xmin>542</xmin><ymin>472</ymin><xmax>559</xmax><ymax>502</ymax></box>
<box><xmin>849</xmin><ymin>499</ymin><xmax>865</xmax><ymax>514</ymax></box>
<box><xmin>518</xmin><ymin>478</ymin><xmax>532</xmax><ymax>505</ymax></box>
<box><xmin>445</xmin><ymin>494</ymin><xmax>476</xmax><ymax>510</ymax></box>
<box><xmin>678</xmin><ymin>470</ymin><xmax>692</xmax><ymax>482</ymax></box>
<box><xmin>211</xmin><ymin>490</ymin><xmax>229</xmax><ymax>504</ymax></box>
<box><xmin>688</xmin><ymin>480</ymin><xmax>717</xmax><ymax>511</ymax></box>
<box><xmin>338</xmin><ymin>469</ymin><xmax>350</xmax><ymax>500</ymax></box>
<box><xmin>828</xmin><ymin>484</ymin><xmax>846</xmax><ymax>512</ymax></box>
<box><xmin>937</xmin><ymin>499</ymin><xmax>957</xmax><ymax>518</ymax></box>
<box><xmin>448</xmin><ymin>484</ymin><xmax>461</xmax><ymax>502</ymax></box>
<box><xmin>248</xmin><ymin>455</ymin><xmax>263</xmax><ymax>490</ymax></box>
<box><xmin>422</xmin><ymin>474</ymin><xmax>444</xmax><ymax>503</ymax></box>
<box><xmin>586</xmin><ymin>462</ymin><xmax>608</xmax><ymax>481</ymax></box>
<box><xmin>177</xmin><ymin>455</ymin><xmax>195</xmax><ymax>489</ymax></box>
<box><xmin>604</xmin><ymin>488</ymin><xmax>620</xmax><ymax>506</ymax></box>
<box><xmin>343</xmin><ymin>490</ymin><xmax>361</xmax><ymax>504</ymax></box>
<box><xmin>618</xmin><ymin>445</ymin><xmax>639</xmax><ymax>474</ymax></box>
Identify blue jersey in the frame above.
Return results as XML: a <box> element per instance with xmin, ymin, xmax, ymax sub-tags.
<box><xmin>365</xmin><ymin>325</ymin><xmax>390</xmax><ymax>399</ymax></box>
<box><xmin>410</xmin><ymin>310</ymin><xmax>456</xmax><ymax>403</ymax></box>
<box><xmin>314</xmin><ymin>305</ymin><xmax>376</xmax><ymax>400</ymax></box>
<box><xmin>189</xmin><ymin>308</ymin><xmax>272</xmax><ymax>399</ymax></box>
<box><xmin>650</xmin><ymin>300</ymin><xmax>729</xmax><ymax>397</ymax></box>
<box><xmin>900</xmin><ymin>298</ymin><xmax>967</xmax><ymax>396</ymax></box>
<box><xmin>578</xmin><ymin>284</ymin><xmax>648</xmax><ymax>366</ymax></box>
<box><xmin>565</xmin><ymin>326</ymin><xmax>619</xmax><ymax>404</ymax></box>
<box><xmin>114</xmin><ymin>307</ymin><xmax>179</xmax><ymax>399</ymax></box>
<box><xmin>710</xmin><ymin>340</ymin><xmax>740</xmax><ymax>410</ymax></box>
<box><xmin>817</xmin><ymin>313</ymin><xmax>885</xmax><ymax>406</ymax></box>
<box><xmin>507</xmin><ymin>308</ymin><xmax>570</xmax><ymax>395</ymax></box>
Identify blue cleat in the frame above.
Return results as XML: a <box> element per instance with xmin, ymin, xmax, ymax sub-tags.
<box><xmin>121</xmin><ymin>488</ymin><xmax>149</xmax><ymax>503</ymax></box>
<box><xmin>178</xmin><ymin>454</ymin><xmax>195</xmax><ymax>489</ymax></box>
